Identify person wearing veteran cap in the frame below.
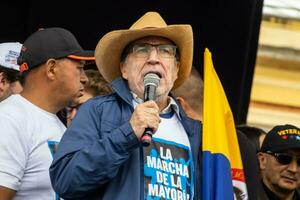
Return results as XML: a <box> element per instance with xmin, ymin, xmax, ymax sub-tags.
<box><xmin>0</xmin><ymin>42</ymin><xmax>23</xmax><ymax>102</ymax></box>
<box><xmin>50</xmin><ymin>12</ymin><xmax>201</xmax><ymax>199</ymax></box>
<box><xmin>257</xmin><ymin>124</ymin><xmax>300</xmax><ymax>200</ymax></box>
<box><xmin>0</xmin><ymin>28</ymin><xmax>94</xmax><ymax>200</ymax></box>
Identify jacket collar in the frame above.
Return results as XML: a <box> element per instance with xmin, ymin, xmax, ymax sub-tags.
<box><xmin>111</xmin><ymin>77</ymin><xmax>134</xmax><ymax>107</ymax></box>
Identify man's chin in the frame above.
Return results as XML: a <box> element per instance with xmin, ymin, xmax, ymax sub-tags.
<box><xmin>68</xmin><ymin>96</ymin><xmax>82</xmax><ymax>107</ymax></box>
<box><xmin>279</xmin><ymin>179</ymin><xmax>298</xmax><ymax>191</ymax></box>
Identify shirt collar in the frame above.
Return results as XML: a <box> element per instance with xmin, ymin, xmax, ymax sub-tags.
<box><xmin>131</xmin><ymin>92</ymin><xmax>180</xmax><ymax>119</ymax></box>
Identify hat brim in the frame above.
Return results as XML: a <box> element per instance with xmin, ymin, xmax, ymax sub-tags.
<box><xmin>95</xmin><ymin>25</ymin><xmax>193</xmax><ymax>89</ymax></box>
<box><xmin>264</xmin><ymin>144</ymin><xmax>300</xmax><ymax>152</ymax></box>
<box><xmin>68</xmin><ymin>50</ymin><xmax>95</xmax><ymax>61</ymax></box>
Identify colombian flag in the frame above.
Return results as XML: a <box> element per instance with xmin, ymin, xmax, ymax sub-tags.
<box><xmin>202</xmin><ymin>48</ymin><xmax>248</xmax><ymax>199</ymax></box>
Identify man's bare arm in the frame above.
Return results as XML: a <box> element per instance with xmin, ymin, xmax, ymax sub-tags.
<box><xmin>0</xmin><ymin>186</ymin><xmax>16</xmax><ymax>200</ymax></box>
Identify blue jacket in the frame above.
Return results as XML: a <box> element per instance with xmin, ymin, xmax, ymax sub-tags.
<box><xmin>50</xmin><ymin>78</ymin><xmax>202</xmax><ymax>200</ymax></box>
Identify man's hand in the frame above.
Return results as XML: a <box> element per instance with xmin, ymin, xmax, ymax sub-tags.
<box><xmin>130</xmin><ymin>101</ymin><xmax>160</xmax><ymax>139</ymax></box>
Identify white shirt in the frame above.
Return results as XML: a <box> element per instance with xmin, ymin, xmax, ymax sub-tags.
<box><xmin>0</xmin><ymin>94</ymin><xmax>66</xmax><ymax>200</ymax></box>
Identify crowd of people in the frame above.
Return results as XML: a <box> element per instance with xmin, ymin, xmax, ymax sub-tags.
<box><xmin>0</xmin><ymin>11</ymin><xmax>299</xmax><ymax>200</ymax></box>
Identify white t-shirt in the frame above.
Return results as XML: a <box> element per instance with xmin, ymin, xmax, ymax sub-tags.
<box><xmin>0</xmin><ymin>94</ymin><xmax>66</xmax><ymax>200</ymax></box>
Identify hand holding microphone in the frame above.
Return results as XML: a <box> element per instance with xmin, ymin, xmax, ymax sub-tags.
<box><xmin>129</xmin><ymin>73</ymin><xmax>160</xmax><ymax>147</ymax></box>
<box><xmin>141</xmin><ymin>73</ymin><xmax>160</xmax><ymax>146</ymax></box>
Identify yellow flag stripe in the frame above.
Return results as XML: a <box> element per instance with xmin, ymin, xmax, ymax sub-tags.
<box><xmin>202</xmin><ymin>48</ymin><xmax>243</xmax><ymax>168</ymax></box>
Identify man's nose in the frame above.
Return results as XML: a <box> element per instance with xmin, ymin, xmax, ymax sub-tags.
<box><xmin>287</xmin><ymin>159</ymin><xmax>299</xmax><ymax>173</ymax></box>
<box><xmin>147</xmin><ymin>47</ymin><xmax>160</xmax><ymax>63</ymax></box>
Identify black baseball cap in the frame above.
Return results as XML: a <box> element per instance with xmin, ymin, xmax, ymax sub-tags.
<box><xmin>260</xmin><ymin>124</ymin><xmax>300</xmax><ymax>152</ymax></box>
<box><xmin>18</xmin><ymin>27</ymin><xmax>95</xmax><ymax>72</ymax></box>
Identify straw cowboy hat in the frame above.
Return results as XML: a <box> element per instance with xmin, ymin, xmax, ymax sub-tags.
<box><xmin>95</xmin><ymin>11</ymin><xmax>193</xmax><ymax>89</ymax></box>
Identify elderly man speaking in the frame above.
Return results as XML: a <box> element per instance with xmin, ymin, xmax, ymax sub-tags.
<box><xmin>50</xmin><ymin>12</ymin><xmax>202</xmax><ymax>200</ymax></box>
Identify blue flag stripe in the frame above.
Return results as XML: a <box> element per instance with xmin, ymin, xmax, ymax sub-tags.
<box><xmin>202</xmin><ymin>151</ymin><xmax>234</xmax><ymax>200</ymax></box>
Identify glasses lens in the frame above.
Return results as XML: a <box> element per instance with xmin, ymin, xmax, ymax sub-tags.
<box><xmin>133</xmin><ymin>44</ymin><xmax>150</xmax><ymax>58</ymax></box>
<box><xmin>157</xmin><ymin>45</ymin><xmax>176</xmax><ymax>58</ymax></box>
<box><xmin>132</xmin><ymin>44</ymin><xmax>177</xmax><ymax>58</ymax></box>
<box><xmin>275</xmin><ymin>154</ymin><xmax>293</xmax><ymax>165</ymax></box>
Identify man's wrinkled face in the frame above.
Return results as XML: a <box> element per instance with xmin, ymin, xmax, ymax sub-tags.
<box><xmin>258</xmin><ymin>149</ymin><xmax>300</xmax><ymax>193</ymax></box>
<box><xmin>120</xmin><ymin>36</ymin><xmax>179</xmax><ymax>99</ymax></box>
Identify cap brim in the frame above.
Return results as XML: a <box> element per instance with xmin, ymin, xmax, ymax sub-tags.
<box><xmin>262</xmin><ymin>144</ymin><xmax>300</xmax><ymax>152</ymax></box>
<box><xmin>271</xmin><ymin>144</ymin><xmax>300</xmax><ymax>152</ymax></box>
<box><xmin>68</xmin><ymin>50</ymin><xmax>95</xmax><ymax>61</ymax></box>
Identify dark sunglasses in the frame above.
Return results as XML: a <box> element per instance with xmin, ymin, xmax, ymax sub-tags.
<box><xmin>266</xmin><ymin>151</ymin><xmax>300</xmax><ymax>167</ymax></box>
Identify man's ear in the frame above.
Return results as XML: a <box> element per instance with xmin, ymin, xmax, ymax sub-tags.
<box><xmin>257</xmin><ymin>152</ymin><xmax>267</xmax><ymax>170</ymax></box>
<box><xmin>45</xmin><ymin>59</ymin><xmax>57</xmax><ymax>80</ymax></box>
<box><xmin>173</xmin><ymin>61</ymin><xmax>180</xmax><ymax>80</ymax></box>
<box><xmin>0</xmin><ymin>72</ymin><xmax>5</xmax><ymax>83</ymax></box>
<box><xmin>0</xmin><ymin>72</ymin><xmax>8</xmax><ymax>93</ymax></box>
<box><xmin>0</xmin><ymin>72</ymin><xmax>8</xmax><ymax>85</ymax></box>
<box><xmin>120</xmin><ymin>62</ymin><xmax>128</xmax><ymax>80</ymax></box>
<box><xmin>176</xmin><ymin>61</ymin><xmax>180</xmax><ymax>70</ymax></box>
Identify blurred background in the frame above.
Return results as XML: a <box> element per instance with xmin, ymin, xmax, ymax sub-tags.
<box><xmin>0</xmin><ymin>0</ymin><xmax>299</xmax><ymax>131</ymax></box>
<box><xmin>248</xmin><ymin>0</ymin><xmax>300</xmax><ymax>130</ymax></box>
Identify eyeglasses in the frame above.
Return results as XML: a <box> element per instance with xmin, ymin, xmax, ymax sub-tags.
<box><xmin>128</xmin><ymin>43</ymin><xmax>178</xmax><ymax>59</ymax></box>
<box><xmin>266</xmin><ymin>151</ymin><xmax>300</xmax><ymax>167</ymax></box>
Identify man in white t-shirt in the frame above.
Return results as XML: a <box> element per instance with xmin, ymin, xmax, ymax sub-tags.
<box><xmin>0</xmin><ymin>28</ymin><xmax>95</xmax><ymax>200</ymax></box>
<box><xmin>0</xmin><ymin>42</ymin><xmax>23</xmax><ymax>102</ymax></box>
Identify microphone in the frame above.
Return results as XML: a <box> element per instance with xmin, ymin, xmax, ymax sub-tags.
<box><xmin>141</xmin><ymin>73</ymin><xmax>160</xmax><ymax>147</ymax></box>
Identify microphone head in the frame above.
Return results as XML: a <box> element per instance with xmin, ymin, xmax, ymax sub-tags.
<box><xmin>143</xmin><ymin>73</ymin><xmax>160</xmax><ymax>87</ymax></box>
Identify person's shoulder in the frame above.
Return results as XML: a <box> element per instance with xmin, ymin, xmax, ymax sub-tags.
<box><xmin>87</xmin><ymin>93</ymin><xmax>118</xmax><ymax>104</ymax></box>
<box><xmin>0</xmin><ymin>95</ymin><xmax>32</xmax><ymax>136</ymax></box>
<box><xmin>296</xmin><ymin>189</ymin><xmax>300</xmax><ymax>200</ymax></box>
<box><xmin>236</xmin><ymin>130</ymin><xmax>248</xmax><ymax>141</ymax></box>
<box><xmin>78</xmin><ymin>92</ymin><xmax>120</xmax><ymax>112</ymax></box>
<box><xmin>0</xmin><ymin>95</ymin><xmax>25</xmax><ymax>115</ymax></box>
<box><xmin>236</xmin><ymin>130</ymin><xmax>256</xmax><ymax>151</ymax></box>
<box><xmin>0</xmin><ymin>95</ymin><xmax>48</xmax><ymax>124</ymax></box>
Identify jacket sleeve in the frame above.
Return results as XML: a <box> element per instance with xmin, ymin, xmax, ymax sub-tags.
<box><xmin>49</xmin><ymin>98</ymin><xmax>140</xmax><ymax>199</ymax></box>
